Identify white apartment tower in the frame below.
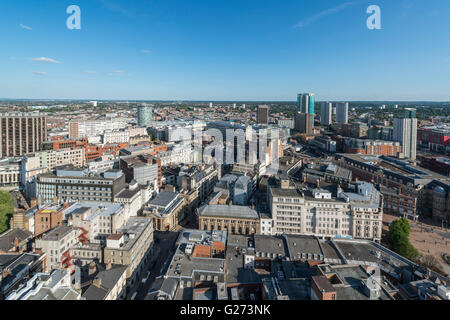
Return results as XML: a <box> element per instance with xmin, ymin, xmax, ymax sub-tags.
<box><xmin>336</xmin><ymin>102</ymin><xmax>349</xmax><ymax>124</ymax></box>
<box><xmin>393</xmin><ymin>108</ymin><xmax>417</xmax><ymax>161</ymax></box>
<box><xmin>320</xmin><ymin>102</ymin><xmax>332</xmax><ymax>126</ymax></box>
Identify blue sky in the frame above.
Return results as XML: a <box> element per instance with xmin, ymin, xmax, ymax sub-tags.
<box><xmin>1</xmin><ymin>0</ymin><xmax>449</xmax><ymax>101</ymax></box>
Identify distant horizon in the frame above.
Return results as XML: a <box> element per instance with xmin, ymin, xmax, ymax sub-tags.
<box><xmin>1</xmin><ymin>98</ymin><xmax>450</xmax><ymax>104</ymax></box>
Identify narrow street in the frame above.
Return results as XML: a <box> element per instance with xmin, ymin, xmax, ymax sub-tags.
<box><xmin>131</xmin><ymin>231</ymin><xmax>179</xmax><ymax>300</ymax></box>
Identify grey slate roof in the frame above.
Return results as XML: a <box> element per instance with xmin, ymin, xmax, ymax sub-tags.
<box><xmin>0</xmin><ymin>229</ymin><xmax>32</xmax><ymax>252</ymax></box>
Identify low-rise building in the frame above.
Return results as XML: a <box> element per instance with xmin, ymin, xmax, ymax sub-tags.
<box><xmin>5</xmin><ymin>267</ymin><xmax>79</xmax><ymax>300</ymax></box>
<box><xmin>104</xmin><ymin>217</ymin><xmax>154</xmax><ymax>291</ymax></box>
<box><xmin>63</xmin><ymin>201</ymin><xmax>127</xmax><ymax>243</ymax></box>
<box><xmin>343</xmin><ymin>138</ymin><xmax>402</xmax><ymax>157</ymax></box>
<box><xmin>35</xmin><ymin>225</ymin><xmax>82</xmax><ymax>272</ymax></box>
<box><xmin>177</xmin><ymin>164</ymin><xmax>219</xmax><ymax>204</ymax></box>
<box><xmin>334</xmin><ymin>153</ymin><xmax>449</xmax><ymax>221</ymax></box>
<box><xmin>144</xmin><ymin>191</ymin><xmax>186</xmax><ymax>231</ymax></box>
<box><xmin>114</xmin><ymin>180</ymin><xmax>153</xmax><ymax>219</ymax></box>
<box><xmin>0</xmin><ymin>157</ymin><xmax>21</xmax><ymax>190</ymax></box>
<box><xmin>36</xmin><ymin>166</ymin><xmax>126</xmax><ymax>205</ymax></box>
<box><xmin>120</xmin><ymin>154</ymin><xmax>161</xmax><ymax>188</ymax></box>
<box><xmin>269</xmin><ymin>180</ymin><xmax>383</xmax><ymax>241</ymax></box>
<box><xmin>197</xmin><ymin>204</ymin><xmax>260</xmax><ymax>235</ymax></box>
<box><xmin>0</xmin><ymin>228</ymin><xmax>33</xmax><ymax>254</ymax></box>
<box><xmin>158</xmin><ymin>143</ymin><xmax>193</xmax><ymax>166</ymax></box>
<box><xmin>103</xmin><ymin>130</ymin><xmax>130</xmax><ymax>144</ymax></box>
<box><xmin>80</xmin><ymin>262</ymin><xmax>128</xmax><ymax>300</ymax></box>
<box><xmin>33</xmin><ymin>203</ymin><xmax>66</xmax><ymax>236</ymax></box>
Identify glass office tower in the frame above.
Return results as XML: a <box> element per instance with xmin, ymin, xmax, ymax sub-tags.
<box><xmin>297</xmin><ymin>93</ymin><xmax>315</xmax><ymax>127</ymax></box>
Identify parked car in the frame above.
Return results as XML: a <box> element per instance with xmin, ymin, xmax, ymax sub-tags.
<box><xmin>141</xmin><ymin>271</ymin><xmax>151</xmax><ymax>284</ymax></box>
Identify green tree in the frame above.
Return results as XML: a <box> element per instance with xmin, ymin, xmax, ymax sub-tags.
<box><xmin>0</xmin><ymin>191</ymin><xmax>14</xmax><ymax>233</ymax></box>
<box><xmin>388</xmin><ymin>218</ymin><xmax>419</xmax><ymax>262</ymax></box>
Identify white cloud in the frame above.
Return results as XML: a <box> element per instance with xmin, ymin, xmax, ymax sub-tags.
<box><xmin>30</xmin><ymin>57</ymin><xmax>60</xmax><ymax>64</ymax></box>
<box><xmin>294</xmin><ymin>1</ymin><xmax>358</xmax><ymax>29</ymax></box>
<box><xmin>32</xmin><ymin>71</ymin><xmax>48</xmax><ymax>76</ymax></box>
<box><xmin>99</xmin><ymin>0</ymin><xmax>134</xmax><ymax>18</ymax></box>
<box><xmin>20</xmin><ymin>24</ymin><xmax>32</xmax><ymax>31</ymax></box>
<box><xmin>428</xmin><ymin>10</ymin><xmax>440</xmax><ymax>17</ymax></box>
<box><xmin>142</xmin><ymin>49</ymin><xmax>152</xmax><ymax>54</ymax></box>
<box><xmin>85</xmin><ymin>70</ymin><xmax>97</xmax><ymax>75</ymax></box>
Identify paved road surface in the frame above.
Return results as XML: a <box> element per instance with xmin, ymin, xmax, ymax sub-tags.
<box><xmin>131</xmin><ymin>231</ymin><xmax>179</xmax><ymax>300</ymax></box>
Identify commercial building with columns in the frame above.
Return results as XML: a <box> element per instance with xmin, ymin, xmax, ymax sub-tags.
<box><xmin>197</xmin><ymin>204</ymin><xmax>260</xmax><ymax>236</ymax></box>
<box><xmin>144</xmin><ymin>191</ymin><xmax>186</xmax><ymax>231</ymax></box>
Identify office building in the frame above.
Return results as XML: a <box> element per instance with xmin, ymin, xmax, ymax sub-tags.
<box><xmin>120</xmin><ymin>154</ymin><xmax>161</xmax><ymax>188</ymax></box>
<box><xmin>268</xmin><ymin>180</ymin><xmax>383</xmax><ymax>241</ymax></box>
<box><xmin>336</xmin><ymin>102</ymin><xmax>349</xmax><ymax>124</ymax></box>
<box><xmin>343</xmin><ymin>139</ymin><xmax>402</xmax><ymax>157</ymax></box>
<box><xmin>103</xmin><ymin>130</ymin><xmax>130</xmax><ymax>144</ymax></box>
<box><xmin>0</xmin><ymin>157</ymin><xmax>21</xmax><ymax>189</ymax></box>
<box><xmin>104</xmin><ymin>217</ymin><xmax>154</xmax><ymax>289</ymax></box>
<box><xmin>22</xmin><ymin>148</ymin><xmax>85</xmax><ymax>172</ymax></box>
<box><xmin>333</xmin><ymin>154</ymin><xmax>449</xmax><ymax>221</ymax></box>
<box><xmin>177</xmin><ymin>164</ymin><xmax>219</xmax><ymax>203</ymax></box>
<box><xmin>64</xmin><ymin>201</ymin><xmax>127</xmax><ymax>243</ymax></box>
<box><xmin>35</xmin><ymin>166</ymin><xmax>126</xmax><ymax>205</ymax></box>
<box><xmin>321</xmin><ymin>102</ymin><xmax>332</xmax><ymax>126</ymax></box>
<box><xmin>69</xmin><ymin>117</ymin><xmax>127</xmax><ymax>139</ymax></box>
<box><xmin>297</xmin><ymin>93</ymin><xmax>315</xmax><ymax>126</ymax></box>
<box><xmin>137</xmin><ymin>104</ymin><xmax>153</xmax><ymax>127</ymax></box>
<box><xmin>294</xmin><ymin>113</ymin><xmax>313</xmax><ymax>135</ymax></box>
<box><xmin>0</xmin><ymin>112</ymin><xmax>47</xmax><ymax>158</ymax></box>
<box><xmin>393</xmin><ymin>108</ymin><xmax>418</xmax><ymax>160</ymax></box>
<box><xmin>158</xmin><ymin>143</ymin><xmax>193</xmax><ymax>167</ymax></box>
<box><xmin>418</xmin><ymin>124</ymin><xmax>450</xmax><ymax>155</ymax></box>
<box><xmin>35</xmin><ymin>225</ymin><xmax>82</xmax><ymax>272</ymax></box>
<box><xmin>276</xmin><ymin>118</ymin><xmax>294</xmax><ymax>129</ymax></box>
<box><xmin>257</xmin><ymin>105</ymin><xmax>269</xmax><ymax>124</ymax></box>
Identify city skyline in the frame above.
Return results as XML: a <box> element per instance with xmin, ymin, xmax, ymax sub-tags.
<box><xmin>1</xmin><ymin>0</ymin><xmax>450</xmax><ymax>101</ymax></box>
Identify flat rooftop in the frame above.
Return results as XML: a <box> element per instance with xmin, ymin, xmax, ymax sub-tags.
<box><xmin>63</xmin><ymin>202</ymin><xmax>125</xmax><ymax>221</ymax></box>
<box><xmin>40</xmin><ymin>225</ymin><xmax>74</xmax><ymax>241</ymax></box>
<box><xmin>166</xmin><ymin>245</ymin><xmax>225</xmax><ymax>282</ymax></box>
<box><xmin>198</xmin><ymin>205</ymin><xmax>259</xmax><ymax>220</ymax></box>
<box><xmin>111</xmin><ymin>217</ymin><xmax>152</xmax><ymax>251</ymax></box>
<box><xmin>225</xmin><ymin>244</ymin><xmax>261</xmax><ymax>284</ymax></box>
<box><xmin>148</xmin><ymin>191</ymin><xmax>179</xmax><ymax>208</ymax></box>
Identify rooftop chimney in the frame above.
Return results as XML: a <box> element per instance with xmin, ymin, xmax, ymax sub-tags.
<box><xmin>93</xmin><ymin>277</ymin><xmax>102</xmax><ymax>288</ymax></box>
<box><xmin>13</xmin><ymin>237</ymin><xmax>19</xmax><ymax>249</ymax></box>
<box><xmin>88</xmin><ymin>262</ymin><xmax>97</xmax><ymax>276</ymax></box>
<box><xmin>2</xmin><ymin>269</ymin><xmax>11</xmax><ymax>278</ymax></box>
